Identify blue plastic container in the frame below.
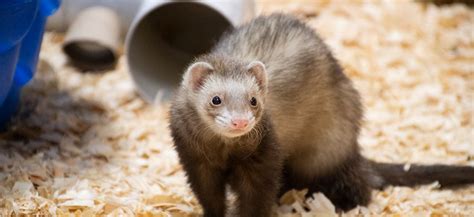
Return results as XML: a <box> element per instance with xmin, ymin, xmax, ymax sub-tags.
<box><xmin>0</xmin><ymin>0</ymin><xmax>60</xmax><ymax>129</ymax></box>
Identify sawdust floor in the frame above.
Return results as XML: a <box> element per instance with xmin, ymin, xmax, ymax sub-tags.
<box><xmin>1</xmin><ymin>1</ymin><xmax>473</xmax><ymax>216</ymax></box>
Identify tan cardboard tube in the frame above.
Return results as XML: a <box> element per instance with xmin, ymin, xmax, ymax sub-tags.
<box><xmin>63</xmin><ymin>6</ymin><xmax>121</xmax><ymax>71</ymax></box>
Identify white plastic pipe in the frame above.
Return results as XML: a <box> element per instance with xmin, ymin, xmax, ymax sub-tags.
<box><xmin>126</xmin><ymin>0</ymin><xmax>256</xmax><ymax>102</ymax></box>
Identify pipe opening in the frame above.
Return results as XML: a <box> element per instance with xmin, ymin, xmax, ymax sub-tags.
<box><xmin>128</xmin><ymin>2</ymin><xmax>232</xmax><ymax>101</ymax></box>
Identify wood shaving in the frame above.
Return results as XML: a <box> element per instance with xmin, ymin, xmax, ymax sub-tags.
<box><xmin>1</xmin><ymin>1</ymin><xmax>473</xmax><ymax>216</ymax></box>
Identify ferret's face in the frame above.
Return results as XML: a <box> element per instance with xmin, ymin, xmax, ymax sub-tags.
<box><xmin>184</xmin><ymin>61</ymin><xmax>267</xmax><ymax>138</ymax></box>
<box><xmin>197</xmin><ymin>77</ymin><xmax>264</xmax><ymax>138</ymax></box>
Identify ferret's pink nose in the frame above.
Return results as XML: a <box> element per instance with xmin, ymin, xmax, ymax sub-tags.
<box><xmin>231</xmin><ymin>119</ymin><xmax>249</xmax><ymax>129</ymax></box>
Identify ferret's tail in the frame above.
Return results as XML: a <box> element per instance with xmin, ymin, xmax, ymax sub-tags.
<box><xmin>368</xmin><ymin>160</ymin><xmax>474</xmax><ymax>189</ymax></box>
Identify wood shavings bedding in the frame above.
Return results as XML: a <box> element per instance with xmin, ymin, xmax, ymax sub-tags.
<box><xmin>0</xmin><ymin>1</ymin><xmax>473</xmax><ymax>216</ymax></box>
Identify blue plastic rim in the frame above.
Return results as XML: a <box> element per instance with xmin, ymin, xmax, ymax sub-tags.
<box><xmin>0</xmin><ymin>0</ymin><xmax>60</xmax><ymax>130</ymax></box>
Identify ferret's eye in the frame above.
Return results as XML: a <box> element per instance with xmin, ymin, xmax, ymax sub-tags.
<box><xmin>250</xmin><ymin>97</ymin><xmax>257</xmax><ymax>107</ymax></box>
<box><xmin>211</xmin><ymin>96</ymin><xmax>222</xmax><ymax>105</ymax></box>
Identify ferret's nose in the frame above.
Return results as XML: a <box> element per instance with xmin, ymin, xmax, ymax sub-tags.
<box><xmin>231</xmin><ymin>119</ymin><xmax>249</xmax><ymax>129</ymax></box>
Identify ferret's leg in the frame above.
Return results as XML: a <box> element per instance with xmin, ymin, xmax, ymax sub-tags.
<box><xmin>307</xmin><ymin>153</ymin><xmax>372</xmax><ymax>211</ymax></box>
<box><xmin>278</xmin><ymin>163</ymin><xmax>299</xmax><ymax>197</ymax></box>
<box><xmin>184</xmin><ymin>163</ymin><xmax>226</xmax><ymax>217</ymax></box>
<box><xmin>281</xmin><ymin>153</ymin><xmax>372</xmax><ymax>211</ymax></box>
<box><xmin>229</xmin><ymin>158</ymin><xmax>281</xmax><ymax>217</ymax></box>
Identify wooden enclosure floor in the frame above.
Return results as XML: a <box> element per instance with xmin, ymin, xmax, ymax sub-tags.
<box><xmin>1</xmin><ymin>1</ymin><xmax>473</xmax><ymax>216</ymax></box>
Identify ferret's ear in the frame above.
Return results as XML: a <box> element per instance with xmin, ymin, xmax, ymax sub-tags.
<box><xmin>183</xmin><ymin>62</ymin><xmax>214</xmax><ymax>91</ymax></box>
<box><xmin>247</xmin><ymin>61</ymin><xmax>267</xmax><ymax>91</ymax></box>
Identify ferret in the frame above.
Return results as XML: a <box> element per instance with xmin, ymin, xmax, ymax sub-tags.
<box><xmin>169</xmin><ymin>13</ymin><xmax>474</xmax><ymax>216</ymax></box>
<box><xmin>170</xmin><ymin>58</ymin><xmax>282</xmax><ymax>217</ymax></box>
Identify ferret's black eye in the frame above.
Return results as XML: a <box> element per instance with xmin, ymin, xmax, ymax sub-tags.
<box><xmin>250</xmin><ymin>97</ymin><xmax>257</xmax><ymax>107</ymax></box>
<box><xmin>212</xmin><ymin>96</ymin><xmax>221</xmax><ymax>105</ymax></box>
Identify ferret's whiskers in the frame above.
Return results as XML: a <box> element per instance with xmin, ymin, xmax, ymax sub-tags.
<box><xmin>242</xmin><ymin>125</ymin><xmax>263</xmax><ymax>159</ymax></box>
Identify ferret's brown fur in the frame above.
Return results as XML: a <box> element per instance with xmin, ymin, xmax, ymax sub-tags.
<box><xmin>169</xmin><ymin>13</ymin><xmax>474</xmax><ymax>216</ymax></box>
<box><xmin>170</xmin><ymin>111</ymin><xmax>281</xmax><ymax>217</ymax></box>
